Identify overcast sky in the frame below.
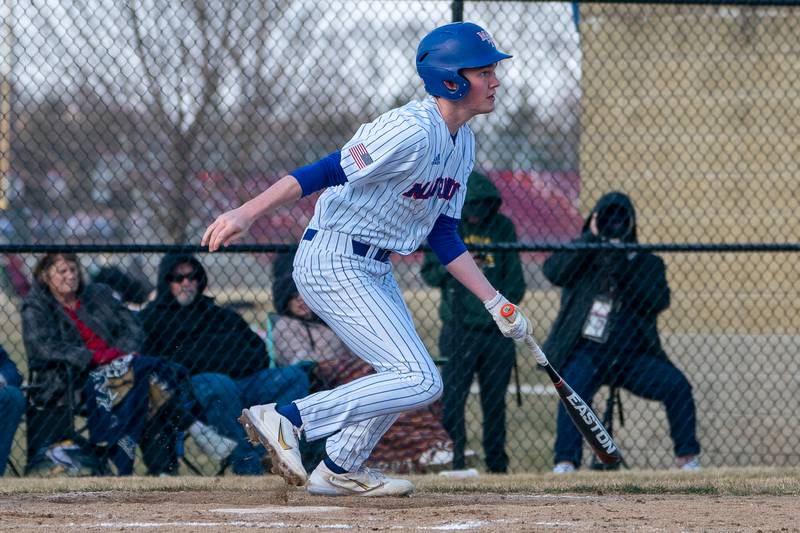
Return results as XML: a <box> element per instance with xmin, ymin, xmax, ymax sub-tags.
<box><xmin>7</xmin><ymin>1</ymin><xmax>580</xmax><ymax>116</ymax></box>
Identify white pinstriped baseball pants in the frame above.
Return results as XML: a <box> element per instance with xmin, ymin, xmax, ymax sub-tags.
<box><xmin>291</xmin><ymin>228</ymin><xmax>443</xmax><ymax>471</ymax></box>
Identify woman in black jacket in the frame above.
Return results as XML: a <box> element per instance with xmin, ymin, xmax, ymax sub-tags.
<box><xmin>21</xmin><ymin>253</ymin><xmax>236</xmax><ymax>475</ymax></box>
<box><xmin>543</xmin><ymin>192</ymin><xmax>700</xmax><ymax>473</ymax></box>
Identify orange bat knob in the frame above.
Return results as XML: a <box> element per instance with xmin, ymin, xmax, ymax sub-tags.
<box><xmin>500</xmin><ymin>303</ymin><xmax>516</xmax><ymax>320</ymax></box>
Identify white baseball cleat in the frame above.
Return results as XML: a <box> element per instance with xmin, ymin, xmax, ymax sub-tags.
<box><xmin>238</xmin><ymin>403</ymin><xmax>307</xmax><ymax>486</ymax></box>
<box><xmin>678</xmin><ymin>456</ymin><xmax>702</xmax><ymax>472</ymax></box>
<box><xmin>552</xmin><ymin>461</ymin><xmax>576</xmax><ymax>474</ymax></box>
<box><xmin>307</xmin><ymin>461</ymin><xmax>414</xmax><ymax>497</ymax></box>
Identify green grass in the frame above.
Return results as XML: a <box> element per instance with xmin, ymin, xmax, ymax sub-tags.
<box><xmin>418</xmin><ymin>466</ymin><xmax>800</xmax><ymax>496</ymax></box>
<box><xmin>3</xmin><ymin>467</ymin><xmax>800</xmax><ymax>497</ymax></box>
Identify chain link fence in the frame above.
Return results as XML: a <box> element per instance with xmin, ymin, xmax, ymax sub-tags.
<box><xmin>1</xmin><ymin>0</ymin><xmax>799</xmax><ymax>477</ymax></box>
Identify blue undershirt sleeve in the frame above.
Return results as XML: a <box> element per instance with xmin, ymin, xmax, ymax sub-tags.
<box><xmin>427</xmin><ymin>214</ymin><xmax>467</xmax><ymax>266</ymax></box>
<box><xmin>291</xmin><ymin>151</ymin><xmax>348</xmax><ymax>197</ymax></box>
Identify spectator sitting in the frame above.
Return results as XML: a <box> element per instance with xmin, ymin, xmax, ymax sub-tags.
<box><xmin>0</xmin><ymin>344</ymin><xmax>25</xmax><ymax>476</ymax></box>
<box><xmin>139</xmin><ymin>253</ymin><xmax>310</xmax><ymax>476</ymax></box>
<box><xmin>21</xmin><ymin>253</ymin><xmax>236</xmax><ymax>476</ymax></box>
<box><xmin>271</xmin><ymin>271</ymin><xmax>453</xmax><ymax>474</ymax></box>
<box><xmin>543</xmin><ymin>192</ymin><xmax>701</xmax><ymax>473</ymax></box>
<box><xmin>421</xmin><ymin>170</ymin><xmax>526</xmax><ymax>474</ymax></box>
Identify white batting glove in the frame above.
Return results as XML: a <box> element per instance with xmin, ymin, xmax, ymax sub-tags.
<box><xmin>483</xmin><ymin>292</ymin><xmax>532</xmax><ymax>341</ymax></box>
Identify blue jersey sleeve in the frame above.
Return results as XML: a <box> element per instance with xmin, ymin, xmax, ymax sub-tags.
<box><xmin>427</xmin><ymin>214</ymin><xmax>467</xmax><ymax>265</ymax></box>
<box><xmin>291</xmin><ymin>151</ymin><xmax>348</xmax><ymax>197</ymax></box>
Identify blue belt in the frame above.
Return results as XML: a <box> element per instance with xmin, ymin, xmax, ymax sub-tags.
<box><xmin>302</xmin><ymin>228</ymin><xmax>392</xmax><ymax>263</ymax></box>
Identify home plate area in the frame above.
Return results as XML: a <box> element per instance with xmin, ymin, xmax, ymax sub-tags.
<box><xmin>1</xmin><ymin>490</ymin><xmax>793</xmax><ymax>531</ymax></box>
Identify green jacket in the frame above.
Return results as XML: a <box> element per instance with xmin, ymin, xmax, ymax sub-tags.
<box><xmin>421</xmin><ymin>171</ymin><xmax>526</xmax><ymax>329</ymax></box>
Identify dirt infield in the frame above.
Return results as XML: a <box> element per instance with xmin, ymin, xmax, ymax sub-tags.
<box><xmin>1</xmin><ymin>489</ymin><xmax>795</xmax><ymax>532</ymax></box>
<box><xmin>1</xmin><ymin>470</ymin><xmax>799</xmax><ymax>532</ymax></box>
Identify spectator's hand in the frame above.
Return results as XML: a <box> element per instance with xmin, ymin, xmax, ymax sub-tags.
<box><xmin>202</xmin><ymin>206</ymin><xmax>256</xmax><ymax>252</ymax></box>
<box><xmin>483</xmin><ymin>292</ymin><xmax>532</xmax><ymax>341</ymax></box>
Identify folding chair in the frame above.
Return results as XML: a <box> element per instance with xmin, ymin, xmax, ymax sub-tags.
<box><xmin>27</xmin><ymin>360</ymin><xmax>212</xmax><ymax>476</ymax></box>
<box><xmin>24</xmin><ymin>361</ymin><xmax>112</xmax><ymax>476</ymax></box>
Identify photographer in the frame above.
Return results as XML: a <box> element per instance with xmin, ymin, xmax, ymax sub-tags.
<box><xmin>543</xmin><ymin>191</ymin><xmax>700</xmax><ymax>473</ymax></box>
<box><xmin>421</xmin><ymin>171</ymin><xmax>526</xmax><ymax>474</ymax></box>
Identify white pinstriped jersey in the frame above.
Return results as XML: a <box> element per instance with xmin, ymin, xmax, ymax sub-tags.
<box><xmin>308</xmin><ymin>97</ymin><xmax>475</xmax><ymax>255</ymax></box>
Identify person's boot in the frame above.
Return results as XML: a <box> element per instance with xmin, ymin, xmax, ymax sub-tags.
<box><xmin>188</xmin><ymin>421</ymin><xmax>237</xmax><ymax>463</ymax></box>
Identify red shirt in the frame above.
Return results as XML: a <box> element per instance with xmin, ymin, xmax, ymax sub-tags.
<box><xmin>63</xmin><ymin>301</ymin><xmax>126</xmax><ymax>365</ymax></box>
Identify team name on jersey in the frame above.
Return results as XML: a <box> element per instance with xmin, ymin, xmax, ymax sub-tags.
<box><xmin>402</xmin><ymin>177</ymin><xmax>460</xmax><ymax>200</ymax></box>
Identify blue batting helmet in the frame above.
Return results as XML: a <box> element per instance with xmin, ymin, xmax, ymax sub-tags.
<box><xmin>416</xmin><ymin>22</ymin><xmax>512</xmax><ymax>101</ymax></box>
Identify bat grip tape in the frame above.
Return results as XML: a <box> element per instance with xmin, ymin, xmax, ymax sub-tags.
<box><xmin>524</xmin><ymin>336</ymin><xmax>549</xmax><ymax>366</ymax></box>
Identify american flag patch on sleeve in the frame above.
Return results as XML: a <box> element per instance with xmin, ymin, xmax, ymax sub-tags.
<box><xmin>349</xmin><ymin>143</ymin><xmax>374</xmax><ymax>170</ymax></box>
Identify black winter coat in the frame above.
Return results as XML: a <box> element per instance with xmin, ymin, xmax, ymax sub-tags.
<box><xmin>542</xmin><ymin>192</ymin><xmax>671</xmax><ymax>371</ymax></box>
<box><xmin>21</xmin><ymin>282</ymin><xmax>143</xmax><ymax>405</ymax></box>
<box><xmin>140</xmin><ymin>253</ymin><xmax>269</xmax><ymax>379</ymax></box>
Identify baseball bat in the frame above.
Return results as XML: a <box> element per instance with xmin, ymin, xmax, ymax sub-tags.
<box><xmin>500</xmin><ymin>303</ymin><xmax>623</xmax><ymax>466</ymax></box>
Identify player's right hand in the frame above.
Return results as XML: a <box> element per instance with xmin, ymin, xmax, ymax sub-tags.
<box><xmin>483</xmin><ymin>292</ymin><xmax>532</xmax><ymax>341</ymax></box>
<box><xmin>201</xmin><ymin>207</ymin><xmax>255</xmax><ymax>252</ymax></box>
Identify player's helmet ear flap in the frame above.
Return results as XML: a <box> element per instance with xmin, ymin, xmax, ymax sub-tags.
<box><xmin>416</xmin><ymin>21</ymin><xmax>512</xmax><ymax>101</ymax></box>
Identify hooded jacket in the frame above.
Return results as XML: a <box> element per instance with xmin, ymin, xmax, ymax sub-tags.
<box><xmin>139</xmin><ymin>254</ymin><xmax>268</xmax><ymax>379</ymax></box>
<box><xmin>270</xmin><ymin>272</ymin><xmax>354</xmax><ymax>371</ymax></box>
<box><xmin>542</xmin><ymin>192</ymin><xmax>670</xmax><ymax>371</ymax></box>
<box><xmin>421</xmin><ymin>171</ymin><xmax>526</xmax><ymax>329</ymax></box>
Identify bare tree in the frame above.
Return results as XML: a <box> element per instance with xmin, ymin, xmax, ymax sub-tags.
<box><xmin>121</xmin><ymin>0</ymin><xmax>300</xmax><ymax>242</ymax></box>
<box><xmin>26</xmin><ymin>0</ymin><xmax>300</xmax><ymax>243</ymax></box>
<box><xmin>16</xmin><ymin>1</ymin><xmax>462</xmax><ymax>242</ymax></box>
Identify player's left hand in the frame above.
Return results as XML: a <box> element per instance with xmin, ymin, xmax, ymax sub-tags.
<box><xmin>201</xmin><ymin>207</ymin><xmax>255</xmax><ymax>252</ymax></box>
<box><xmin>483</xmin><ymin>292</ymin><xmax>532</xmax><ymax>341</ymax></box>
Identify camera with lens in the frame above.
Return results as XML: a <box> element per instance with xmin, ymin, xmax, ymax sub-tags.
<box><xmin>596</xmin><ymin>204</ymin><xmax>632</xmax><ymax>241</ymax></box>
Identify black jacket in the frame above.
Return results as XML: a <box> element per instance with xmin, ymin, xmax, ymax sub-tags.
<box><xmin>21</xmin><ymin>281</ymin><xmax>143</xmax><ymax>405</ymax></box>
<box><xmin>140</xmin><ymin>254</ymin><xmax>269</xmax><ymax>379</ymax></box>
<box><xmin>542</xmin><ymin>192</ymin><xmax>670</xmax><ymax>371</ymax></box>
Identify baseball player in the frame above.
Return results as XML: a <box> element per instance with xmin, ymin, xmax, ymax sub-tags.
<box><xmin>202</xmin><ymin>21</ymin><xmax>529</xmax><ymax>497</ymax></box>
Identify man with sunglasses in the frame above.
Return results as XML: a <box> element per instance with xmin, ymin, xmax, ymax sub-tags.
<box><xmin>140</xmin><ymin>253</ymin><xmax>310</xmax><ymax>475</ymax></box>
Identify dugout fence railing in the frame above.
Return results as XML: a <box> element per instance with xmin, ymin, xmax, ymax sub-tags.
<box><xmin>3</xmin><ymin>242</ymin><xmax>800</xmax><ymax>475</ymax></box>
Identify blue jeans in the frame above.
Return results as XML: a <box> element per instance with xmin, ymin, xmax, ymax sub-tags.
<box><xmin>0</xmin><ymin>385</ymin><xmax>26</xmax><ymax>476</ymax></box>
<box><xmin>86</xmin><ymin>355</ymin><xmax>195</xmax><ymax>475</ymax></box>
<box><xmin>554</xmin><ymin>344</ymin><xmax>700</xmax><ymax>467</ymax></box>
<box><xmin>191</xmin><ymin>367</ymin><xmax>310</xmax><ymax>475</ymax></box>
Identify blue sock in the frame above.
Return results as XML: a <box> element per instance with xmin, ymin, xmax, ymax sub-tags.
<box><xmin>275</xmin><ymin>402</ymin><xmax>302</xmax><ymax>428</ymax></box>
<box><xmin>324</xmin><ymin>456</ymin><xmax>348</xmax><ymax>474</ymax></box>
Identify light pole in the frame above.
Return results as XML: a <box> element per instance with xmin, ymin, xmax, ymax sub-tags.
<box><xmin>0</xmin><ymin>0</ymin><xmax>12</xmax><ymax>211</ymax></box>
